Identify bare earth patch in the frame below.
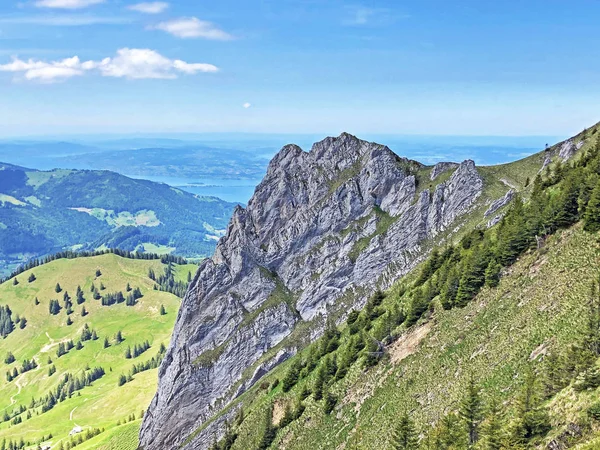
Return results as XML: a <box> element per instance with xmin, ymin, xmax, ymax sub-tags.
<box><xmin>272</xmin><ymin>399</ymin><xmax>287</xmax><ymax>426</ymax></box>
<box><xmin>389</xmin><ymin>322</ymin><xmax>432</xmax><ymax>365</ymax></box>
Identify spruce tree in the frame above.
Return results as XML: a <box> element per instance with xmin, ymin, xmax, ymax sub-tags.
<box><xmin>313</xmin><ymin>365</ymin><xmax>325</xmax><ymax>400</ymax></box>
<box><xmin>484</xmin><ymin>260</ymin><xmax>502</xmax><ymax>288</ymax></box>
<box><xmin>55</xmin><ymin>283</ymin><xmax>61</xmax><ymax>293</ymax></box>
<box><xmin>459</xmin><ymin>376</ymin><xmax>482</xmax><ymax>447</ymax></box>
<box><xmin>4</xmin><ymin>352</ymin><xmax>15</xmax><ymax>364</ymax></box>
<box><xmin>482</xmin><ymin>399</ymin><xmax>503</xmax><ymax>450</ymax></box>
<box><xmin>323</xmin><ymin>391</ymin><xmax>337</xmax><ymax>415</ymax></box>
<box><xmin>513</xmin><ymin>367</ymin><xmax>551</xmax><ymax>441</ymax></box>
<box><xmin>584</xmin><ymin>183</ymin><xmax>600</xmax><ymax>232</ymax></box>
<box><xmin>393</xmin><ymin>412</ymin><xmax>419</xmax><ymax>450</ymax></box>
<box><xmin>257</xmin><ymin>404</ymin><xmax>276</xmax><ymax>450</ymax></box>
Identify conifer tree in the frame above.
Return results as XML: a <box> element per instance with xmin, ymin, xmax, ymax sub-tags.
<box><xmin>393</xmin><ymin>412</ymin><xmax>419</xmax><ymax>450</ymax></box>
<box><xmin>55</xmin><ymin>283</ymin><xmax>61</xmax><ymax>293</ymax></box>
<box><xmin>313</xmin><ymin>365</ymin><xmax>325</xmax><ymax>400</ymax></box>
<box><xmin>257</xmin><ymin>404</ymin><xmax>276</xmax><ymax>450</ymax></box>
<box><xmin>584</xmin><ymin>183</ymin><xmax>600</xmax><ymax>232</ymax></box>
<box><xmin>484</xmin><ymin>260</ymin><xmax>502</xmax><ymax>288</ymax></box>
<box><xmin>513</xmin><ymin>367</ymin><xmax>551</xmax><ymax>441</ymax></box>
<box><xmin>436</xmin><ymin>413</ymin><xmax>466</xmax><ymax>449</ymax></box>
<box><xmin>481</xmin><ymin>399</ymin><xmax>503</xmax><ymax>450</ymax></box>
<box><xmin>4</xmin><ymin>352</ymin><xmax>15</xmax><ymax>364</ymax></box>
<box><xmin>323</xmin><ymin>391</ymin><xmax>337</xmax><ymax>414</ymax></box>
<box><xmin>459</xmin><ymin>376</ymin><xmax>482</xmax><ymax>447</ymax></box>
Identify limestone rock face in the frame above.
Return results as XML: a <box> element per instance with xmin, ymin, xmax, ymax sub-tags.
<box><xmin>485</xmin><ymin>189</ymin><xmax>516</xmax><ymax>217</ymax></box>
<box><xmin>559</xmin><ymin>139</ymin><xmax>584</xmax><ymax>161</ymax></box>
<box><xmin>139</xmin><ymin>134</ymin><xmax>484</xmax><ymax>450</ymax></box>
<box><xmin>430</xmin><ymin>162</ymin><xmax>459</xmax><ymax>180</ymax></box>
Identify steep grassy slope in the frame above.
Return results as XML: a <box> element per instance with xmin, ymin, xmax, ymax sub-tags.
<box><xmin>216</xmin><ymin>225</ymin><xmax>599</xmax><ymax>449</ymax></box>
<box><xmin>0</xmin><ymin>253</ymin><xmax>195</xmax><ymax>449</ymax></box>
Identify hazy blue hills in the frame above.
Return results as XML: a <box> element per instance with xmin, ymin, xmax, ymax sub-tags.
<box><xmin>0</xmin><ymin>134</ymin><xmax>561</xmax><ymax>203</ymax></box>
<box><xmin>0</xmin><ymin>163</ymin><xmax>237</xmax><ymax>276</ymax></box>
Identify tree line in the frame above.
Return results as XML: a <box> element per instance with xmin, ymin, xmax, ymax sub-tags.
<box><xmin>2</xmin><ymin>248</ymin><xmax>188</xmax><ymax>285</ymax></box>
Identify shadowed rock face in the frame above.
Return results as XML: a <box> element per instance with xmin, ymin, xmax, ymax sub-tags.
<box><xmin>139</xmin><ymin>133</ymin><xmax>484</xmax><ymax>450</ymax></box>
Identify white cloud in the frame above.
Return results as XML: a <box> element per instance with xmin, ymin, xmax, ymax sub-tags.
<box><xmin>128</xmin><ymin>2</ymin><xmax>169</xmax><ymax>14</ymax></box>
<box><xmin>99</xmin><ymin>48</ymin><xmax>218</xmax><ymax>79</ymax></box>
<box><xmin>35</xmin><ymin>0</ymin><xmax>105</xmax><ymax>9</ymax></box>
<box><xmin>153</xmin><ymin>17</ymin><xmax>233</xmax><ymax>40</ymax></box>
<box><xmin>243</xmin><ymin>102</ymin><xmax>251</xmax><ymax>109</ymax></box>
<box><xmin>0</xmin><ymin>55</ymin><xmax>87</xmax><ymax>82</ymax></box>
<box><xmin>0</xmin><ymin>48</ymin><xmax>218</xmax><ymax>83</ymax></box>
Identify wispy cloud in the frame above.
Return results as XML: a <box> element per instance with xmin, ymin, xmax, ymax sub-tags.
<box><xmin>243</xmin><ymin>102</ymin><xmax>251</xmax><ymax>109</ymax></box>
<box><xmin>34</xmin><ymin>0</ymin><xmax>105</xmax><ymax>9</ymax></box>
<box><xmin>342</xmin><ymin>5</ymin><xmax>408</xmax><ymax>26</ymax></box>
<box><xmin>152</xmin><ymin>17</ymin><xmax>233</xmax><ymax>40</ymax></box>
<box><xmin>128</xmin><ymin>2</ymin><xmax>169</xmax><ymax>14</ymax></box>
<box><xmin>0</xmin><ymin>48</ymin><xmax>218</xmax><ymax>83</ymax></box>
<box><xmin>0</xmin><ymin>15</ymin><xmax>132</xmax><ymax>26</ymax></box>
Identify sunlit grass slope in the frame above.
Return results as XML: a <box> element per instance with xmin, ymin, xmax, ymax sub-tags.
<box><xmin>0</xmin><ymin>253</ymin><xmax>196</xmax><ymax>448</ymax></box>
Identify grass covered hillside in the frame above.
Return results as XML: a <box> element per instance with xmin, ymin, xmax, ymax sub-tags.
<box><xmin>0</xmin><ymin>252</ymin><xmax>197</xmax><ymax>449</ymax></box>
<box><xmin>200</xmin><ymin>127</ymin><xmax>600</xmax><ymax>449</ymax></box>
<box><xmin>0</xmin><ymin>163</ymin><xmax>236</xmax><ymax>276</ymax></box>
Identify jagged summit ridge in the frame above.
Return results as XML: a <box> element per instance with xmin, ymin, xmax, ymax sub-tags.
<box><xmin>139</xmin><ymin>133</ymin><xmax>484</xmax><ymax>450</ymax></box>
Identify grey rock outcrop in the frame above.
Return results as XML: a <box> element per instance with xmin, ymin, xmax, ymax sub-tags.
<box><xmin>430</xmin><ymin>162</ymin><xmax>459</xmax><ymax>180</ymax></box>
<box><xmin>487</xmin><ymin>214</ymin><xmax>504</xmax><ymax>228</ymax></box>
<box><xmin>485</xmin><ymin>189</ymin><xmax>515</xmax><ymax>217</ymax></box>
<box><xmin>139</xmin><ymin>134</ymin><xmax>484</xmax><ymax>450</ymax></box>
<box><xmin>558</xmin><ymin>139</ymin><xmax>584</xmax><ymax>161</ymax></box>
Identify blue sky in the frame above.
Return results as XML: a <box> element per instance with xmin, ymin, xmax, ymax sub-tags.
<box><xmin>0</xmin><ymin>0</ymin><xmax>599</xmax><ymax>137</ymax></box>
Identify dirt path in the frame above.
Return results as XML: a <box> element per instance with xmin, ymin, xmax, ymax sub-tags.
<box><xmin>9</xmin><ymin>356</ymin><xmax>42</xmax><ymax>404</ymax></box>
<box><xmin>70</xmin><ymin>407</ymin><xmax>78</xmax><ymax>421</ymax></box>
<box><xmin>41</xmin><ymin>331</ymin><xmax>74</xmax><ymax>353</ymax></box>
<box><xmin>9</xmin><ymin>377</ymin><xmax>22</xmax><ymax>405</ymax></box>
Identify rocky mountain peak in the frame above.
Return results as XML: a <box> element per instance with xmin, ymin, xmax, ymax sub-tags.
<box><xmin>139</xmin><ymin>134</ymin><xmax>485</xmax><ymax>450</ymax></box>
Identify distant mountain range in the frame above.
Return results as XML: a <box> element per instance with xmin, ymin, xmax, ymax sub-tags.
<box><xmin>0</xmin><ymin>163</ymin><xmax>237</xmax><ymax>276</ymax></box>
<box><xmin>0</xmin><ymin>135</ymin><xmax>559</xmax><ymax>204</ymax></box>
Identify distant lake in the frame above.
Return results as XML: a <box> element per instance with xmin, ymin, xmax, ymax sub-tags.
<box><xmin>126</xmin><ymin>174</ymin><xmax>261</xmax><ymax>204</ymax></box>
